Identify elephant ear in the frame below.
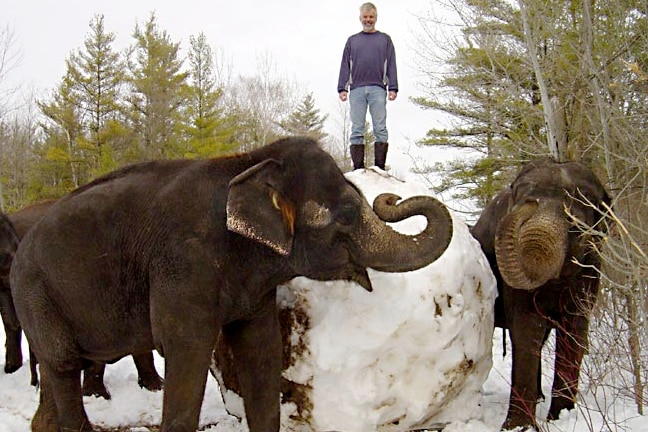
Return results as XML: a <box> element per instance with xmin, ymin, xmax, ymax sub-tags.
<box><xmin>226</xmin><ymin>159</ymin><xmax>296</xmax><ymax>256</ymax></box>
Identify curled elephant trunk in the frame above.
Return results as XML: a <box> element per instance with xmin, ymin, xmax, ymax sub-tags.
<box><xmin>351</xmin><ymin>193</ymin><xmax>453</xmax><ymax>273</ymax></box>
<box><xmin>494</xmin><ymin>200</ymin><xmax>568</xmax><ymax>290</ymax></box>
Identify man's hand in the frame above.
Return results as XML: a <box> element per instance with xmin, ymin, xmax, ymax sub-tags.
<box><xmin>388</xmin><ymin>91</ymin><xmax>397</xmax><ymax>101</ymax></box>
<box><xmin>339</xmin><ymin>91</ymin><xmax>348</xmax><ymax>102</ymax></box>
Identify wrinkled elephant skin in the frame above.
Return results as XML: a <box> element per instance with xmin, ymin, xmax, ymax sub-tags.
<box><xmin>2</xmin><ymin>200</ymin><xmax>163</xmax><ymax>398</ymax></box>
<box><xmin>11</xmin><ymin>137</ymin><xmax>453</xmax><ymax>432</ymax></box>
<box><xmin>471</xmin><ymin>157</ymin><xmax>611</xmax><ymax>430</ymax></box>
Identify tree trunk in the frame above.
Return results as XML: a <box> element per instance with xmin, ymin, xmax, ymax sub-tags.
<box><xmin>517</xmin><ymin>0</ymin><xmax>561</xmax><ymax>161</ymax></box>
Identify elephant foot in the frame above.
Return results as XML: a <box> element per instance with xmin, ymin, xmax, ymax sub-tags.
<box><xmin>4</xmin><ymin>350</ymin><xmax>23</xmax><ymax>374</ymax></box>
<box><xmin>4</xmin><ymin>359</ymin><xmax>23</xmax><ymax>374</ymax></box>
<box><xmin>547</xmin><ymin>398</ymin><xmax>575</xmax><ymax>421</ymax></box>
<box><xmin>132</xmin><ymin>352</ymin><xmax>163</xmax><ymax>392</ymax></box>
<box><xmin>502</xmin><ymin>419</ymin><xmax>537</xmax><ymax>431</ymax></box>
<box><xmin>502</xmin><ymin>409</ymin><xmax>537</xmax><ymax>431</ymax></box>
<box><xmin>83</xmin><ymin>384</ymin><xmax>111</xmax><ymax>400</ymax></box>
<box><xmin>82</xmin><ymin>376</ymin><xmax>111</xmax><ymax>400</ymax></box>
<box><xmin>138</xmin><ymin>373</ymin><xmax>164</xmax><ymax>392</ymax></box>
<box><xmin>32</xmin><ymin>412</ymin><xmax>59</xmax><ymax>432</ymax></box>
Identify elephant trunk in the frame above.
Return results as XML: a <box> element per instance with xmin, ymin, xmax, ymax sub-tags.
<box><xmin>351</xmin><ymin>193</ymin><xmax>453</xmax><ymax>273</ymax></box>
<box><xmin>494</xmin><ymin>200</ymin><xmax>568</xmax><ymax>290</ymax></box>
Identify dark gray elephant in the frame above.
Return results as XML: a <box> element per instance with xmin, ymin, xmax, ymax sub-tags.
<box><xmin>0</xmin><ymin>211</ymin><xmax>20</xmax><ymax>372</ymax></box>
<box><xmin>10</xmin><ymin>137</ymin><xmax>453</xmax><ymax>432</ymax></box>
<box><xmin>471</xmin><ymin>157</ymin><xmax>611</xmax><ymax>430</ymax></box>
<box><xmin>3</xmin><ymin>199</ymin><xmax>163</xmax><ymax>399</ymax></box>
<box><xmin>1</xmin><ymin>200</ymin><xmax>56</xmax><ymax>375</ymax></box>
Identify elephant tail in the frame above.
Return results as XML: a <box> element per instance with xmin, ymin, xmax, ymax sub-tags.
<box><xmin>29</xmin><ymin>349</ymin><xmax>39</xmax><ymax>388</ymax></box>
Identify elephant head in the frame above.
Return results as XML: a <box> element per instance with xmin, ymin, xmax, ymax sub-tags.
<box><xmin>493</xmin><ymin>157</ymin><xmax>611</xmax><ymax>291</ymax></box>
<box><xmin>227</xmin><ymin>140</ymin><xmax>453</xmax><ymax>291</ymax></box>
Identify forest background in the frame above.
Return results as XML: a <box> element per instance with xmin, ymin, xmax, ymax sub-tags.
<box><xmin>1</xmin><ymin>0</ymin><xmax>647</xmax><ymax>427</ymax></box>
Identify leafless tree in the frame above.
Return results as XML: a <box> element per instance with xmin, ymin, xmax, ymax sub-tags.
<box><xmin>227</xmin><ymin>51</ymin><xmax>301</xmax><ymax>152</ymax></box>
<box><xmin>0</xmin><ymin>24</ymin><xmax>22</xmax><ymax>121</ymax></box>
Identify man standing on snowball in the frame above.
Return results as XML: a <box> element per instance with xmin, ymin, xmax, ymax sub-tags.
<box><xmin>337</xmin><ymin>2</ymin><xmax>398</xmax><ymax>171</ymax></box>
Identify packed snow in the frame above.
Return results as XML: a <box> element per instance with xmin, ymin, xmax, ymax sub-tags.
<box><xmin>267</xmin><ymin>168</ymin><xmax>495</xmax><ymax>432</ymax></box>
<box><xmin>0</xmin><ymin>169</ymin><xmax>646</xmax><ymax>432</ymax></box>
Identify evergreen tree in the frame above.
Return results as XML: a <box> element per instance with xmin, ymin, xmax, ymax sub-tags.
<box><xmin>65</xmin><ymin>14</ymin><xmax>124</xmax><ymax>175</ymax></box>
<box><xmin>37</xmin><ymin>75</ymin><xmax>85</xmax><ymax>193</ymax></box>
<box><xmin>182</xmin><ymin>32</ymin><xmax>238</xmax><ymax>158</ymax></box>
<box><xmin>413</xmin><ymin>1</ymin><xmax>542</xmax><ymax>208</ymax></box>
<box><xmin>125</xmin><ymin>12</ymin><xmax>188</xmax><ymax>160</ymax></box>
<box><xmin>414</xmin><ymin>0</ymin><xmax>648</xmax><ymax>210</ymax></box>
<box><xmin>279</xmin><ymin>92</ymin><xmax>328</xmax><ymax>141</ymax></box>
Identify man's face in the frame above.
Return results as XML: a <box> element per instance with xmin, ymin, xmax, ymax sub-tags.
<box><xmin>360</xmin><ymin>9</ymin><xmax>377</xmax><ymax>32</ymax></box>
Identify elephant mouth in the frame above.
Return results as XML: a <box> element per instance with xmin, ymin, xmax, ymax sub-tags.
<box><xmin>349</xmin><ymin>264</ymin><xmax>373</xmax><ymax>292</ymax></box>
<box><xmin>287</xmin><ymin>239</ymin><xmax>373</xmax><ymax>291</ymax></box>
<box><xmin>299</xmin><ymin>252</ymin><xmax>374</xmax><ymax>292</ymax></box>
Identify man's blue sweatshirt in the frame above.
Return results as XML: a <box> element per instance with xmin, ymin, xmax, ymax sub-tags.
<box><xmin>337</xmin><ymin>31</ymin><xmax>398</xmax><ymax>93</ymax></box>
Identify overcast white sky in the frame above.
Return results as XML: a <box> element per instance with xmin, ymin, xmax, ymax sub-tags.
<box><xmin>3</xmin><ymin>0</ymin><xmax>457</xmax><ymax>179</ymax></box>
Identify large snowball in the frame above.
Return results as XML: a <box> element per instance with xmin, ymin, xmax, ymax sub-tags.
<box><xmin>213</xmin><ymin>169</ymin><xmax>497</xmax><ymax>431</ymax></box>
<box><xmin>276</xmin><ymin>169</ymin><xmax>497</xmax><ymax>431</ymax></box>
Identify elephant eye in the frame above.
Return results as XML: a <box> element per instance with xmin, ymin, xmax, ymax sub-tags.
<box><xmin>336</xmin><ymin>201</ymin><xmax>359</xmax><ymax>227</ymax></box>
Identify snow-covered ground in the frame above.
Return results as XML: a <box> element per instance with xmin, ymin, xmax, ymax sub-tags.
<box><xmin>1</xmin><ymin>331</ymin><xmax>646</xmax><ymax>432</ymax></box>
<box><xmin>0</xmin><ymin>169</ymin><xmax>646</xmax><ymax>432</ymax></box>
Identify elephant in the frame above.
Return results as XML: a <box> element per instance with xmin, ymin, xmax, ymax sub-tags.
<box><xmin>10</xmin><ymin>136</ymin><xmax>453</xmax><ymax>432</ymax></box>
<box><xmin>2</xmin><ymin>199</ymin><xmax>163</xmax><ymax>399</ymax></box>
<box><xmin>1</xmin><ymin>201</ymin><xmax>56</xmax><ymax>375</ymax></box>
<box><xmin>0</xmin><ymin>211</ymin><xmax>20</xmax><ymax>372</ymax></box>
<box><xmin>471</xmin><ymin>157</ymin><xmax>611</xmax><ymax>430</ymax></box>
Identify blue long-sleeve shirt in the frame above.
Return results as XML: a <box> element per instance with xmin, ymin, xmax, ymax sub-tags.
<box><xmin>337</xmin><ymin>31</ymin><xmax>398</xmax><ymax>93</ymax></box>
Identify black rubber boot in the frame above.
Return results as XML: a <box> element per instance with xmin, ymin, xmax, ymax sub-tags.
<box><xmin>375</xmin><ymin>142</ymin><xmax>389</xmax><ymax>170</ymax></box>
<box><xmin>350</xmin><ymin>144</ymin><xmax>365</xmax><ymax>170</ymax></box>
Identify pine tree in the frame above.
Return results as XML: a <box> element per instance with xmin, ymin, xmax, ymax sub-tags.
<box><xmin>182</xmin><ymin>32</ymin><xmax>238</xmax><ymax>158</ymax></box>
<box><xmin>279</xmin><ymin>92</ymin><xmax>328</xmax><ymax>141</ymax></box>
<box><xmin>37</xmin><ymin>75</ymin><xmax>85</xmax><ymax>193</ymax></box>
<box><xmin>412</xmin><ymin>1</ymin><xmax>542</xmax><ymax>208</ymax></box>
<box><xmin>65</xmin><ymin>14</ymin><xmax>124</xmax><ymax>175</ymax></box>
<box><xmin>125</xmin><ymin>12</ymin><xmax>188</xmax><ymax>160</ymax></box>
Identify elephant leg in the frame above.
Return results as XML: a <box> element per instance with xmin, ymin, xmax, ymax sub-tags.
<box><xmin>133</xmin><ymin>351</ymin><xmax>164</xmax><ymax>391</ymax></box>
<box><xmin>503</xmin><ymin>292</ymin><xmax>548</xmax><ymax>430</ymax></box>
<box><xmin>82</xmin><ymin>362</ymin><xmax>111</xmax><ymax>399</ymax></box>
<box><xmin>31</xmin><ymin>366</ymin><xmax>58</xmax><ymax>432</ymax></box>
<box><xmin>547</xmin><ymin>316</ymin><xmax>589</xmax><ymax>420</ymax></box>
<box><xmin>225</xmin><ymin>298</ymin><xmax>282</xmax><ymax>432</ymax></box>
<box><xmin>158</xmin><ymin>330</ymin><xmax>214</xmax><ymax>431</ymax></box>
<box><xmin>0</xmin><ymin>290</ymin><xmax>23</xmax><ymax>373</ymax></box>
<box><xmin>40</xmin><ymin>363</ymin><xmax>93</xmax><ymax>431</ymax></box>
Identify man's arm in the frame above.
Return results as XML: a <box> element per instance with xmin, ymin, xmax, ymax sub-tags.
<box><xmin>385</xmin><ymin>35</ymin><xmax>398</xmax><ymax>94</ymax></box>
<box><xmin>337</xmin><ymin>39</ymin><xmax>352</xmax><ymax>94</ymax></box>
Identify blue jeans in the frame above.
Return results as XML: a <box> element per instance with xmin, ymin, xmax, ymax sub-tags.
<box><xmin>349</xmin><ymin>86</ymin><xmax>388</xmax><ymax>144</ymax></box>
